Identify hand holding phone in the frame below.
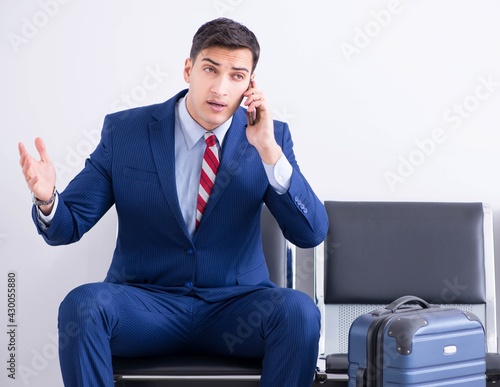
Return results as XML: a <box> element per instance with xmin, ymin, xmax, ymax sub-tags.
<box><xmin>243</xmin><ymin>79</ymin><xmax>282</xmax><ymax>164</ymax></box>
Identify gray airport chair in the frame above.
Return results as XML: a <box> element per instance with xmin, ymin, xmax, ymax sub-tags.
<box><xmin>113</xmin><ymin>205</ymin><xmax>293</xmax><ymax>387</ymax></box>
<box><xmin>314</xmin><ymin>201</ymin><xmax>498</xmax><ymax>385</ymax></box>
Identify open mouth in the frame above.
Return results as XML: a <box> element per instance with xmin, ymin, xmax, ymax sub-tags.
<box><xmin>207</xmin><ymin>101</ymin><xmax>227</xmax><ymax>111</ymax></box>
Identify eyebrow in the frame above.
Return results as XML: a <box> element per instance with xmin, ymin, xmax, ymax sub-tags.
<box><xmin>201</xmin><ymin>57</ymin><xmax>250</xmax><ymax>73</ymax></box>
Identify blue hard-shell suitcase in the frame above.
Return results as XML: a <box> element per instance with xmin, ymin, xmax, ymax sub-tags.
<box><xmin>348</xmin><ymin>296</ymin><xmax>486</xmax><ymax>386</ymax></box>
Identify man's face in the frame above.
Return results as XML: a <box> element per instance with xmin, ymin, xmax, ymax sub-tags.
<box><xmin>183</xmin><ymin>46</ymin><xmax>254</xmax><ymax>131</ymax></box>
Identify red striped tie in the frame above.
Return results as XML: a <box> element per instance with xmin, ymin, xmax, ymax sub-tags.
<box><xmin>196</xmin><ymin>132</ymin><xmax>219</xmax><ymax>229</ymax></box>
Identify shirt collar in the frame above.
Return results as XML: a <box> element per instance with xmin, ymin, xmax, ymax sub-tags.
<box><xmin>177</xmin><ymin>94</ymin><xmax>233</xmax><ymax>150</ymax></box>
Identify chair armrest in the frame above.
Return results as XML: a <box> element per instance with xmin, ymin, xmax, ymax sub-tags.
<box><xmin>486</xmin><ymin>352</ymin><xmax>500</xmax><ymax>382</ymax></box>
<box><xmin>325</xmin><ymin>353</ymin><xmax>349</xmax><ymax>374</ymax></box>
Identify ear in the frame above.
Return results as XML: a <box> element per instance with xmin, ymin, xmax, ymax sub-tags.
<box><xmin>183</xmin><ymin>58</ymin><xmax>192</xmax><ymax>83</ymax></box>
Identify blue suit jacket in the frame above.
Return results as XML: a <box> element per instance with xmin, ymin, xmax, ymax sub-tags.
<box><xmin>35</xmin><ymin>89</ymin><xmax>328</xmax><ymax>301</ymax></box>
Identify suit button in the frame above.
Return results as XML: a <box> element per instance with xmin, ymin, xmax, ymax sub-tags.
<box><xmin>184</xmin><ymin>281</ymin><xmax>193</xmax><ymax>288</ymax></box>
<box><xmin>187</xmin><ymin>249</ymin><xmax>195</xmax><ymax>255</ymax></box>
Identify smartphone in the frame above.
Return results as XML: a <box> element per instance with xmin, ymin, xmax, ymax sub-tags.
<box><xmin>247</xmin><ymin>79</ymin><xmax>256</xmax><ymax>125</ymax></box>
<box><xmin>247</xmin><ymin>108</ymin><xmax>256</xmax><ymax>126</ymax></box>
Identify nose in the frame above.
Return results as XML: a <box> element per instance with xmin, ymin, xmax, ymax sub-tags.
<box><xmin>210</xmin><ymin>76</ymin><xmax>229</xmax><ymax>96</ymax></box>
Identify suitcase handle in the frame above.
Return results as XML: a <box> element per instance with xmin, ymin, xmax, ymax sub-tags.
<box><xmin>373</xmin><ymin>295</ymin><xmax>431</xmax><ymax>316</ymax></box>
<box><xmin>386</xmin><ymin>295</ymin><xmax>431</xmax><ymax>312</ymax></box>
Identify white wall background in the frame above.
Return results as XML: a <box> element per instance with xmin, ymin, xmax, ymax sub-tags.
<box><xmin>1</xmin><ymin>0</ymin><xmax>500</xmax><ymax>385</ymax></box>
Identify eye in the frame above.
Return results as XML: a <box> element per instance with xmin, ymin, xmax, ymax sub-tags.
<box><xmin>204</xmin><ymin>67</ymin><xmax>216</xmax><ymax>73</ymax></box>
<box><xmin>233</xmin><ymin>73</ymin><xmax>245</xmax><ymax>81</ymax></box>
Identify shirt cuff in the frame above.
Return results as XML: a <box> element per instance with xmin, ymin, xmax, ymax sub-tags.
<box><xmin>36</xmin><ymin>193</ymin><xmax>58</xmax><ymax>227</ymax></box>
<box><xmin>263</xmin><ymin>154</ymin><xmax>293</xmax><ymax>194</ymax></box>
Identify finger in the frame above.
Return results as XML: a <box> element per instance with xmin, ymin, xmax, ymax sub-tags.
<box><xmin>20</xmin><ymin>146</ymin><xmax>31</xmax><ymax>168</ymax></box>
<box><xmin>19</xmin><ymin>149</ymin><xmax>34</xmax><ymax>174</ymax></box>
<box><xmin>18</xmin><ymin>142</ymin><xmax>26</xmax><ymax>157</ymax></box>
<box><xmin>246</xmin><ymin>79</ymin><xmax>255</xmax><ymax>94</ymax></box>
<box><xmin>243</xmin><ymin>80</ymin><xmax>259</xmax><ymax>98</ymax></box>
<box><xmin>35</xmin><ymin>137</ymin><xmax>50</xmax><ymax>162</ymax></box>
<box><xmin>244</xmin><ymin>93</ymin><xmax>264</xmax><ymax>108</ymax></box>
<box><xmin>22</xmin><ymin>158</ymin><xmax>34</xmax><ymax>180</ymax></box>
<box><xmin>18</xmin><ymin>142</ymin><xmax>30</xmax><ymax>165</ymax></box>
<box><xmin>19</xmin><ymin>149</ymin><xmax>27</xmax><ymax>168</ymax></box>
<box><xmin>246</xmin><ymin>97</ymin><xmax>265</xmax><ymax>113</ymax></box>
<box><xmin>243</xmin><ymin>88</ymin><xmax>253</xmax><ymax>98</ymax></box>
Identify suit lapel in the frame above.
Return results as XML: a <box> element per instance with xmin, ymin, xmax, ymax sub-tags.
<box><xmin>149</xmin><ymin>90</ymin><xmax>190</xmax><ymax>238</ymax></box>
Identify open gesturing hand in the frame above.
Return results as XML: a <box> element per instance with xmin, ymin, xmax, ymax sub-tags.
<box><xmin>18</xmin><ymin>137</ymin><xmax>56</xmax><ymax>213</ymax></box>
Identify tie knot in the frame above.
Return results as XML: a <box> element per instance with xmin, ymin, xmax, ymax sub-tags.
<box><xmin>204</xmin><ymin>132</ymin><xmax>217</xmax><ymax>147</ymax></box>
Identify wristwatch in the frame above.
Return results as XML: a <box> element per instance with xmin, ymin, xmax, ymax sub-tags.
<box><xmin>32</xmin><ymin>187</ymin><xmax>57</xmax><ymax>206</ymax></box>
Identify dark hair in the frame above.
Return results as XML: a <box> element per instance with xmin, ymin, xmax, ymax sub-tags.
<box><xmin>190</xmin><ymin>18</ymin><xmax>260</xmax><ymax>72</ymax></box>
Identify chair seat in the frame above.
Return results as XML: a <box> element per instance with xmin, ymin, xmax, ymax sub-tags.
<box><xmin>113</xmin><ymin>354</ymin><xmax>262</xmax><ymax>377</ymax></box>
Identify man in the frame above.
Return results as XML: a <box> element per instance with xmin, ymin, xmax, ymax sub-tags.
<box><xmin>19</xmin><ymin>18</ymin><xmax>328</xmax><ymax>386</ymax></box>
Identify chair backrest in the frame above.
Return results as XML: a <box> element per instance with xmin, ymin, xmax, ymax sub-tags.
<box><xmin>261</xmin><ymin>204</ymin><xmax>293</xmax><ymax>288</ymax></box>
<box><xmin>316</xmin><ymin>201</ymin><xmax>497</xmax><ymax>356</ymax></box>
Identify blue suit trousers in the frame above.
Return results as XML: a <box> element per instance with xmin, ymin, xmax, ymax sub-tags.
<box><xmin>58</xmin><ymin>282</ymin><xmax>321</xmax><ymax>386</ymax></box>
